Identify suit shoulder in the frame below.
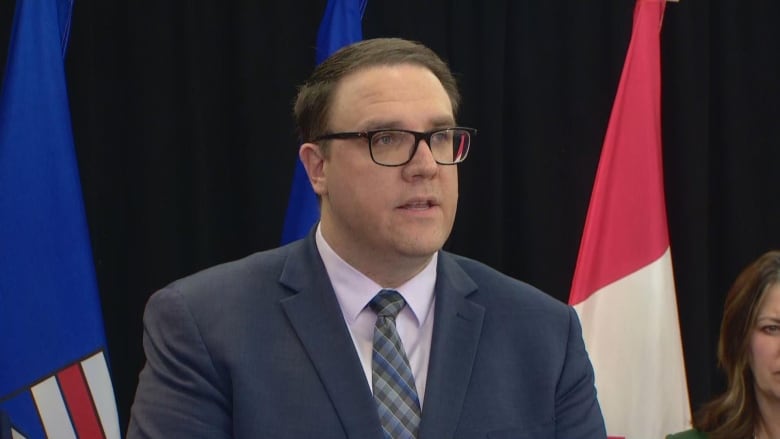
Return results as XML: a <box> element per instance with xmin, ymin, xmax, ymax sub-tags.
<box><xmin>443</xmin><ymin>251</ymin><xmax>566</xmax><ymax>311</ymax></box>
<box><xmin>151</xmin><ymin>241</ymin><xmax>301</xmax><ymax>308</ymax></box>
<box><xmin>174</xmin><ymin>243</ymin><xmax>294</xmax><ymax>288</ymax></box>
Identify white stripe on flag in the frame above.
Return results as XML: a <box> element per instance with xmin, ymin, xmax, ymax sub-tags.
<box><xmin>574</xmin><ymin>248</ymin><xmax>690</xmax><ymax>437</ymax></box>
<box><xmin>11</xmin><ymin>427</ymin><xmax>27</xmax><ymax>439</ymax></box>
<box><xmin>82</xmin><ymin>352</ymin><xmax>121</xmax><ymax>439</ymax></box>
<box><xmin>30</xmin><ymin>376</ymin><xmax>77</xmax><ymax>439</ymax></box>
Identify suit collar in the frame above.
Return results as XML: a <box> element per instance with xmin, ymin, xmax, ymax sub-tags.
<box><xmin>418</xmin><ymin>252</ymin><xmax>484</xmax><ymax>439</ymax></box>
<box><xmin>279</xmin><ymin>231</ymin><xmax>383</xmax><ymax>439</ymax></box>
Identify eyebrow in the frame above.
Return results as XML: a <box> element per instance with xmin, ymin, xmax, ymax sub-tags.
<box><xmin>755</xmin><ymin>316</ymin><xmax>780</xmax><ymax>324</ymax></box>
<box><xmin>361</xmin><ymin>117</ymin><xmax>456</xmax><ymax>131</ymax></box>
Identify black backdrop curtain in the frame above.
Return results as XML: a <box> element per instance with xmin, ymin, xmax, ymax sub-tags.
<box><xmin>3</xmin><ymin>0</ymin><xmax>780</xmax><ymax>431</ymax></box>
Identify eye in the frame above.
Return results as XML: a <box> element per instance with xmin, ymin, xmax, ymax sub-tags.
<box><xmin>372</xmin><ymin>131</ymin><xmax>403</xmax><ymax>146</ymax></box>
<box><xmin>761</xmin><ymin>325</ymin><xmax>780</xmax><ymax>335</ymax></box>
<box><xmin>430</xmin><ymin>130</ymin><xmax>453</xmax><ymax>144</ymax></box>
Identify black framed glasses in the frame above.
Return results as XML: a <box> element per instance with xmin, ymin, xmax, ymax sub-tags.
<box><xmin>312</xmin><ymin>127</ymin><xmax>476</xmax><ymax>167</ymax></box>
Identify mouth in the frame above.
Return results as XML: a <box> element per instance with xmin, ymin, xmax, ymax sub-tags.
<box><xmin>398</xmin><ymin>197</ymin><xmax>438</xmax><ymax>210</ymax></box>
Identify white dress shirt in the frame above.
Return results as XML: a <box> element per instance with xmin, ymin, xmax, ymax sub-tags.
<box><xmin>315</xmin><ymin>225</ymin><xmax>436</xmax><ymax>406</ymax></box>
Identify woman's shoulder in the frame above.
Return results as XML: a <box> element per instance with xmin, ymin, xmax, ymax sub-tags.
<box><xmin>666</xmin><ymin>429</ymin><xmax>709</xmax><ymax>439</ymax></box>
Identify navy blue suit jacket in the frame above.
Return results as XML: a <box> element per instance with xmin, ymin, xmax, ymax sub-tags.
<box><xmin>127</xmin><ymin>233</ymin><xmax>605</xmax><ymax>438</ymax></box>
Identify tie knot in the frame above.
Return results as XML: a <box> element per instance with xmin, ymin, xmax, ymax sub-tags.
<box><xmin>369</xmin><ymin>289</ymin><xmax>406</xmax><ymax>318</ymax></box>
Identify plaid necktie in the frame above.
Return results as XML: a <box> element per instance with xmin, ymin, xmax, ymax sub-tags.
<box><xmin>369</xmin><ymin>289</ymin><xmax>422</xmax><ymax>439</ymax></box>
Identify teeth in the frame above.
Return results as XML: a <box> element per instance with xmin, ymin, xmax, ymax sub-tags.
<box><xmin>406</xmin><ymin>202</ymin><xmax>429</xmax><ymax>209</ymax></box>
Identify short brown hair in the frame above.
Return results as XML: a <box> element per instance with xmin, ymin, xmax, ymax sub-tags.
<box><xmin>692</xmin><ymin>250</ymin><xmax>780</xmax><ymax>439</ymax></box>
<box><xmin>293</xmin><ymin>38</ymin><xmax>461</xmax><ymax>146</ymax></box>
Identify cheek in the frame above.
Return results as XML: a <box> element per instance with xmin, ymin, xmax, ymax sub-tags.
<box><xmin>750</xmin><ymin>336</ymin><xmax>761</xmax><ymax>359</ymax></box>
<box><xmin>442</xmin><ymin>171</ymin><xmax>459</xmax><ymax>207</ymax></box>
<box><xmin>332</xmin><ymin>170</ymin><xmax>393</xmax><ymax>216</ymax></box>
<box><xmin>325</xmin><ymin>156</ymin><xmax>367</xmax><ymax>197</ymax></box>
<box><xmin>750</xmin><ymin>335</ymin><xmax>772</xmax><ymax>368</ymax></box>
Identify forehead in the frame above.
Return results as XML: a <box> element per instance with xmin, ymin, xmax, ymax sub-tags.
<box><xmin>761</xmin><ymin>282</ymin><xmax>780</xmax><ymax>306</ymax></box>
<box><xmin>328</xmin><ymin>64</ymin><xmax>454</xmax><ymax>129</ymax></box>
<box><xmin>758</xmin><ymin>283</ymin><xmax>780</xmax><ymax>312</ymax></box>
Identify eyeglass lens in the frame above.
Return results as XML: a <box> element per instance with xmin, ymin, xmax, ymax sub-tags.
<box><xmin>369</xmin><ymin>129</ymin><xmax>470</xmax><ymax>166</ymax></box>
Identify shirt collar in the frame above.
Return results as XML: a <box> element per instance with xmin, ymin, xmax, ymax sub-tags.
<box><xmin>315</xmin><ymin>224</ymin><xmax>437</xmax><ymax>326</ymax></box>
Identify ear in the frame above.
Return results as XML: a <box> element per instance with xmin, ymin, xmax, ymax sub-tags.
<box><xmin>299</xmin><ymin>142</ymin><xmax>327</xmax><ymax>195</ymax></box>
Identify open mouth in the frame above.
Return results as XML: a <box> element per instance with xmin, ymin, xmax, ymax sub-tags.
<box><xmin>401</xmin><ymin>200</ymin><xmax>434</xmax><ymax>210</ymax></box>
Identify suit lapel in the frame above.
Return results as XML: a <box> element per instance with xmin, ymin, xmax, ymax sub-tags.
<box><xmin>418</xmin><ymin>253</ymin><xmax>484</xmax><ymax>439</ymax></box>
<box><xmin>279</xmin><ymin>234</ymin><xmax>383</xmax><ymax>439</ymax></box>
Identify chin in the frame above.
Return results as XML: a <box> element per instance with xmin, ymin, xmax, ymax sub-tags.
<box><xmin>396</xmin><ymin>235</ymin><xmax>447</xmax><ymax>257</ymax></box>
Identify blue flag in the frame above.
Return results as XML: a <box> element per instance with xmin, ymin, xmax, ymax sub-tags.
<box><xmin>0</xmin><ymin>1</ymin><xmax>120</xmax><ymax>438</ymax></box>
<box><xmin>280</xmin><ymin>0</ymin><xmax>366</xmax><ymax>244</ymax></box>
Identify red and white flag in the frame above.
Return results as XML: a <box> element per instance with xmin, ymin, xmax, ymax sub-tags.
<box><xmin>569</xmin><ymin>1</ymin><xmax>690</xmax><ymax>438</ymax></box>
<box><xmin>15</xmin><ymin>351</ymin><xmax>120</xmax><ymax>439</ymax></box>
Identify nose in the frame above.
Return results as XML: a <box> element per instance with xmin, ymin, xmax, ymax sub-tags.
<box><xmin>403</xmin><ymin>138</ymin><xmax>439</xmax><ymax>179</ymax></box>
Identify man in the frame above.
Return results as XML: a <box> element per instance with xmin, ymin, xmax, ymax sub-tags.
<box><xmin>127</xmin><ymin>38</ymin><xmax>605</xmax><ymax>438</ymax></box>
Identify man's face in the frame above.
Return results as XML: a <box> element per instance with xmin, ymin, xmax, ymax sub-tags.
<box><xmin>307</xmin><ymin>64</ymin><xmax>459</xmax><ymax>280</ymax></box>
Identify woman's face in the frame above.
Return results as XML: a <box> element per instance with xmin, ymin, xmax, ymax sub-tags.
<box><xmin>750</xmin><ymin>282</ymin><xmax>780</xmax><ymax>408</ymax></box>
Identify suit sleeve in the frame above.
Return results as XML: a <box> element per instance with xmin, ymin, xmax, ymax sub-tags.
<box><xmin>127</xmin><ymin>287</ymin><xmax>231</xmax><ymax>438</ymax></box>
<box><xmin>554</xmin><ymin>307</ymin><xmax>607</xmax><ymax>438</ymax></box>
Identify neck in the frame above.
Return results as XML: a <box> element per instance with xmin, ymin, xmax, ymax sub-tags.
<box><xmin>340</xmin><ymin>246</ymin><xmax>432</xmax><ymax>288</ymax></box>
<box><xmin>756</xmin><ymin>425</ymin><xmax>780</xmax><ymax>439</ymax></box>
<box><xmin>755</xmin><ymin>404</ymin><xmax>780</xmax><ymax>439</ymax></box>
<box><xmin>357</xmin><ymin>257</ymin><xmax>431</xmax><ymax>288</ymax></box>
<box><xmin>318</xmin><ymin>222</ymin><xmax>434</xmax><ymax>288</ymax></box>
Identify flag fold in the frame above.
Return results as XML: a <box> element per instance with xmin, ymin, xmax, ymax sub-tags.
<box><xmin>0</xmin><ymin>1</ymin><xmax>120</xmax><ymax>437</ymax></box>
<box><xmin>569</xmin><ymin>1</ymin><xmax>690</xmax><ymax>438</ymax></box>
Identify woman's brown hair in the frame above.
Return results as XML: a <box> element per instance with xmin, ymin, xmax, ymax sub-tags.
<box><xmin>693</xmin><ymin>250</ymin><xmax>780</xmax><ymax>439</ymax></box>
